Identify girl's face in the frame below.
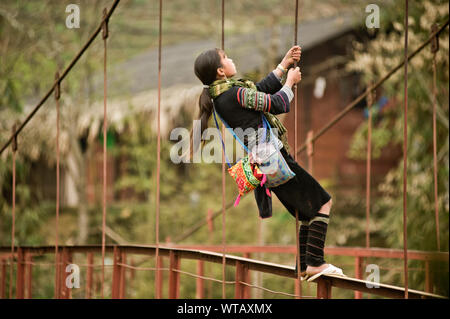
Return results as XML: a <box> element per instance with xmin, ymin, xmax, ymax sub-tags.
<box><xmin>217</xmin><ymin>51</ymin><xmax>236</xmax><ymax>79</ymax></box>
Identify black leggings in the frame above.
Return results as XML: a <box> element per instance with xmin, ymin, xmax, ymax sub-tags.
<box><xmin>270</xmin><ymin>148</ymin><xmax>332</xmax><ymax>221</ymax></box>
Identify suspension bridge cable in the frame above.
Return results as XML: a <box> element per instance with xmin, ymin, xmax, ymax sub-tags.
<box><xmin>155</xmin><ymin>0</ymin><xmax>163</xmax><ymax>300</ymax></box>
<box><xmin>402</xmin><ymin>0</ymin><xmax>409</xmax><ymax>299</ymax></box>
<box><xmin>430</xmin><ymin>23</ymin><xmax>440</xmax><ymax>252</ymax></box>
<box><xmin>0</xmin><ymin>0</ymin><xmax>121</xmax><ymax>156</ymax></box>
<box><xmin>220</xmin><ymin>0</ymin><xmax>227</xmax><ymax>300</ymax></box>
<box><xmin>54</xmin><ymin>71</ymin><xmax>61</xmax><ymax>299</ymax></box>
<box><xmin>9</xmin><ymin>125</ymin><xmax>17</xmax><ymax>299</ymax></box>
<box><xmin>101</xmin><ymin>7</ymin><xmax>109</xmax><ymax>299</ymax></box>
<box><xmin>292</xmin><ymin>0</ymin><xmax>302</xmax><ymax>299</ymax></box>
<box><xmin>366</xmin><ymin>85</ymin><xmax>374</xmax><ymax>249</ymax></box>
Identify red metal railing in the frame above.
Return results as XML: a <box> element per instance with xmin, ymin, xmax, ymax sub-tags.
<box><xmin>173</xmin><ymin>244</ymin><xmax>448</xmax><ymax>298</ymax></box>
<box><xmin>0</xmin><ymin>245</ymin><xmax>447</xmax><ymax>299</ymax></box>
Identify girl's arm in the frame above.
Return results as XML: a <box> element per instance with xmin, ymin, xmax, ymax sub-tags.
<box><xmin>236</xmin><ymin>67</ymin><xmax>301</xmax><ymax>115</ymax></box>
<box><xmin>254</xmin><ymin>45</ymin><xmax>301</xmax><ymax>94</ymax></box>
<box><xmin>235</xmin><ymin>85</ymin><xmax>293</xmax><ymax>115</ymax></box>
<box><xmin>255</xmin><ymin>71</ymin><xmax>283</xmax><ymax>95</ymax></box>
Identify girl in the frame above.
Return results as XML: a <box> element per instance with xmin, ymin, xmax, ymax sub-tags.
<box><xmin>192</xmin><ymin>46</ymin><xmax>344</xmax><ymax>280</ymax></box>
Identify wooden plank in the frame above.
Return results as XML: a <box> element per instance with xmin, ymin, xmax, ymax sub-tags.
<box><xmin>319</xmin><ymin>274</ymin><xmax>446</xmax><ymax>299</ymax></box>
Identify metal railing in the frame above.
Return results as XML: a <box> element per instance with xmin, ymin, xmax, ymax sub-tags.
<box><xmin>0</xmin><ymin>245</ymin><xmax>447</xmax><ymax>299</ymax></box>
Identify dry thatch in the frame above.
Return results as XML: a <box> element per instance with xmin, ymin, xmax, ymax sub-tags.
<box><xmin>0</xmin><ymin>84</ymin><xmax>203</xmax><ymax>163</ymax></box>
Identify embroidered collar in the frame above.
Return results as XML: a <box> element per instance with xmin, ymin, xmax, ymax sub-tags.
<box><xmin>209</xmin><ymin>78</ymin><xmax>256</xmax><ymax>98</ymax></box>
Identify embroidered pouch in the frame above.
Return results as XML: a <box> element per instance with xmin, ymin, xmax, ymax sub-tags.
<box><xmin>212</xmin><ymin>108</ymin><xmax>269</xmax><ymax>207</ymax></box>
<box><xmin>227</xmin><ymin>156</ymin><xmax>266</xmax><ymax>206</ymax></box>
<box><xmin>250</xmin><ymin>116</ymin><xmax>295</xmax><ymax>188</ymax></box>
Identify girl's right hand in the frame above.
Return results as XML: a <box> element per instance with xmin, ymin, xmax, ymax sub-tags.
<box><xmin>286</xmin><ymin>67</ymin><xmax>302</xmax><ymax>87</ymax></box>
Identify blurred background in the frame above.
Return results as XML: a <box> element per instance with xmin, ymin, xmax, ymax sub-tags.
<box><xmin>0</xmin><ymin>0</ymin><xmax>448</xmax><ymax>298</ymax></box>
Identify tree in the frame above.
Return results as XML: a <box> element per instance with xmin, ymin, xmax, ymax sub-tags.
<box><xmin>347</xmin><ymin>0</ymin><xmax>449</xmax><ymax>295</ymax></box>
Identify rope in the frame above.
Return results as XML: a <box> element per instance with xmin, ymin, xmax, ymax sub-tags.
<box><xmin>117</xmin><ymin>263</ymin><xmax>170</xmax><ymax>272</ymax></box>
<box><xmin>293</xmin><ymin>0</ymin><xmax>299</xmax><ymax>164</ymax></box>
<box><xmin>174</xmin><ymin>201</ymin><xmax>235</xmax><ymax>243</ymax></box>
<box><xmin>155</xmin><ymin>0</ymin><xmax>163</xmax><ymax>300</ymax></box>
<box><xmin>238</xmin><ymin>281</ymin><xmax>315</xmax><ymax>298</ymax></box>
<box><xmin>75</xmin><ymin>263</ymin><xmax>113</xmax><ymax>268</ymax></box>
<box><xmin>306</xmin><ymin>130</ymin><xmax>314</xmax><ymax>174</ymax></box>
<box><xmin>100</xmin><ymin>7</ymin><xmax>109</xmax><ymax>299</ymax></box>
<box><xmin>366</xmin><ymin>85</ymin><xmax>374</xmax><ymax>248</ymax></box>
<box><xmin>402</xmin><ymin>0</ymin><xmax>409</xmax><ymax>299</ymax></box>
<box><xmin>431</xmin><ymin>24</ymin><xmax>440</xmax><ymax>251</ymax></box>
<box><xmin>54</xmin><ymin>71</ymin><xmax>61</xmax><ymax>299</ymax></box>
<box><xmin>9</xmin><ymin>124</ymin><xmax>17</xmax><ymax>299</ymax></box>
<box><xmin>85</xmin><ymin>253</ymin><xmax>94</xmax><ymax>299</ymax></box>
<box><xmin>2</xmin><ymin>260</ymin><xmax>121</xmax><ymax>268</ymax></box>
<box><xmin>174</xmin><ymin>268</ymin><xmax>235</xmax><ymax>285</ymax></box>
<box><xmin>220</xmin><ymin>0</ymin><xmax>227</xmax><ymax>300</ymax></box>
<box><xmin>292</xmin><ymin>0</ymin><xmax>302</xmax><ymax>299</ymax></box>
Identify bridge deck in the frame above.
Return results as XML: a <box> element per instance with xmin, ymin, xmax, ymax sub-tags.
<box><xmin>0</xmin><ymin>245</ymin><xmax>447</xmax><ymax>299</ymax></box>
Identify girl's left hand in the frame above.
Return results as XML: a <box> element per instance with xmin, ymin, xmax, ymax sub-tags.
<box><xmin>281</xmin><ymin>45</ymin><xmax>301</xmax><ymax>68</ymax></box>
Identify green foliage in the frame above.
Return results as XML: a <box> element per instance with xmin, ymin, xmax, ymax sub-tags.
<box><xmin>0</xmin><ymin>153</ymin><xmax>55</xmax><ymax>246</ymax></box>
<box><xmin>347</xmin><ymin>0</ymin><xmax>449</xmax><ymax>295</ymax></box>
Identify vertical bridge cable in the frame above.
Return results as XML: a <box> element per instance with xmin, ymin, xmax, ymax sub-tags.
<box><xmin>9</xmin><ymin>124</ymin><xmax>17</xmax><ymax>299</ymax></box>
<box><xmin>402</xmin><ymin>0</ymin><xmax>409</xmax><ymax>299</ymax></box>
<box><xmin>155</xmin><ymin>0</ymin><xmax>162</xmax><ymax>299</ymax></box>
<box><xmin>306</xmin><ymin>131</ymin><xmax>314</xmax><ymax>175</ymax></box>
<box><xmin>293</xmin><ymin>0</ymin><xmax>302</xmax><ymax>299</ymax></box>
<box><xmin>221</xmin><ymin>0</ymin><xmax>226</xmax><ymax>300</ymax></box>
<box><xmin>0</xmin><ymin>0</ymin><xmax>121</xmax><ymax>159</ymax></box>
<box><xmin>101</xmin><ymin>8</ymin><xmax>109</xmax><ymax>299</ymax></box>
<box><xmin>54</xmin><ymin>71</ymin><xmax>61</xmax><ymax>299</ymax></box>
<box><xmin>366</xmin><ymin>86</ymin><xmax>373</xmax><ymax>249</ymax></box>
<box><xmin>293</xmin><ymin>0</ymin><xmax>299</xmax><ymax>163</ymax></box>
<box><xmin>430</xmin><ymin>24</ymin><xmax>440</xmax><ymax>251</ymax></box>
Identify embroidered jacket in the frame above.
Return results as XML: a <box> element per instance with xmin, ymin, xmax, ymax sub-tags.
<box><xmin>211</xmin><ymin>72</ymin><xmax>293</xmax><ymax>219</ymax></box>
<box><xmin>211</xmin><ymin>72</ymin><xmax>291</xmax><ymax>152</ymax></box>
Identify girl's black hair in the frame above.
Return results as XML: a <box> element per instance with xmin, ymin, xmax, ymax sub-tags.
<box><xmin>188</xmin><ymin>48</ymin><xmax>223</xmax><ymax>160</ymax></box>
